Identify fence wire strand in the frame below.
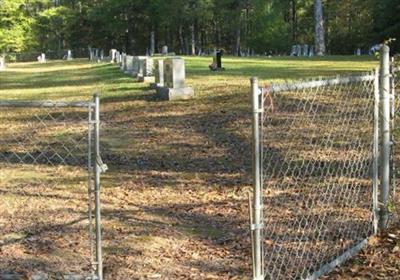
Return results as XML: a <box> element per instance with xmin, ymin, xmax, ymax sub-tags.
<box><xmin>0</xmin><ymin>102</ymin><xmax>96</xmax><ymax>279</ymax></box>
<box><xmin>260</xmin><ymin>74</ymin><xmax>376</xmax><ymax>279</ymax></box>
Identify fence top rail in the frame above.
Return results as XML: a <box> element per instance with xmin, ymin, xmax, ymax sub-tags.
<box><xmin>262</xmin><ymin>73</ymin><xmax>375</xmax><ymax>94</ymax></box>
<box><xmin>0</xmin><ymin>100</ymin><xmax>95</xmax><ymax>108</ymax></box>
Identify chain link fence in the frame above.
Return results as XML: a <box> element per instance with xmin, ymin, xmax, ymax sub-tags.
<box><xmin>255</xmin><ymin>74</ymin><xmax>376</xmax><ymax>280</ymax></box>
<box><xmin>391</xmin><ymin>55</ymin><xmax>400</xmax><ymax>223</ymax></box>
<box><xmin>0</xmin><ymin>97</ymin><xmax>104</xmax><ymax>279</ymax></box>
<box><xmin>249</xmin><ymin>46</ymin><xmax>398</xmax><ymax>279</ymax></box>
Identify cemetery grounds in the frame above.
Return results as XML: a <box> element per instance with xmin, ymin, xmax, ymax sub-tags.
<box><xmin>0</xmin><ymin>56</ymin><xmax>399</xmax><ymax>279</ymax></box>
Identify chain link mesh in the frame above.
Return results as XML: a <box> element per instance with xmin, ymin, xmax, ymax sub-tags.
<box><xmin>391</xmin><ymin>55</ymin><xmax>400</xmax><ymax>223</ymax></box>
<box><xmin>260</xmin><ymin>74</ymin><xmax>376</xmax><ymax>279</ymax></box>
<box><xmin>0</xmin><ymin>102</ymin><xmax>96</xmax><ymax>279</ymax></box>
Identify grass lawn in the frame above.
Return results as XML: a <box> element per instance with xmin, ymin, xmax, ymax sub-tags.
<box><xmin>2</xmin><ymin>55</ymin><xmax>394</xmax><ymax>280</ymax></box>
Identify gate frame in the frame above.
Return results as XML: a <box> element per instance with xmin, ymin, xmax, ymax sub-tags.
<box><xmin>0</xmin><ymin>94</ymin><xmax>104</xmax><ymax>280</ymax></box>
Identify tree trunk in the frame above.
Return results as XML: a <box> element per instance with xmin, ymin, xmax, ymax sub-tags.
<box><xmin>291</xmin><ymin>0</ymin><xmax>297</xmax><ymax>42</ymax></box>
<box><xmin>179</xmin><ymin>25</ymin><xmax>185</xmax><ymax>54</ymax></box>
<box><xmin>314</xmin><ymin>0</ymin><xmax>326</xmax><ymax>55</ymax></box>
<box><xmin>235</xmin><ymin>24</ymin><xmax>241</xmax><ymax>56</ymax></box>
<box><xmin>190</xmin><ymin>24</ymin><xmax>196</xmax><ymax>55</ymax></box>
<box><xmin>150</xmin><ymin>30</ymin><xmax>155</xmax><ymax>56</ymax></box>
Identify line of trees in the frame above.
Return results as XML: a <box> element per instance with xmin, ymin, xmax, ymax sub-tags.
<box><xmin>0</xmin><ymin>0</ymin><xmax>399</xmax><ymax>56</ymax></box>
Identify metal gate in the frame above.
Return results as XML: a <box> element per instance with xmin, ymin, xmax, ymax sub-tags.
<box><xmin>249</xmin><ymin>45</ymin><xmax>396</xmax><ymax>279</ymax></box>
<box><xmin>0</xmin><ymin>95</ymin><xmax>105</xmax><ymax>279</ymax></box>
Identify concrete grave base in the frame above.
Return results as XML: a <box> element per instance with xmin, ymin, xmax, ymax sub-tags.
<box><xmin>156</xmin><ymin>87</ymin><xmax>194</xmax><ymax>101</ymax></box>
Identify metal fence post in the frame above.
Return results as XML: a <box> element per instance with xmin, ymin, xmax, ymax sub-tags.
<box><xmin>379</xmin><ymin>45</ymin><xmax>391</xmax><ymax>231</ymax></box>
<box><xmin>390</xmin><ymin>57</ymin><xmax>397</xmax><ymax>198</ymax></box>
<box><xmin>250</xmin><ymin>77</ymin><xmax>264</xmax><ymax>280</ymax></box>
<box><xmin>373</xmin><ymin>68</ymin><xmax>380</xmax><ymax>234</ymax></box>
<box><xmin>94</xmin><ymin>94</ymin><xmax>103</xmax><ymax>280</ymax></box>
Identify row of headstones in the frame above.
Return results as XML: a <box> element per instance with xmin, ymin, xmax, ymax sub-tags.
<box><xmin>118</xmin><ymin>54</ymin><xmax>194</xmax><ymax>100</ymax></box>
<box><xmin>37</xmin><ymin>50</ymin><xmax>73</xmax><ymax>63</ymax></box>
<box><xmin>290</xmin><ymin>45</ymin><xmax>315</xmax><ymax>57</ymax></box>
<box><xmin>89</xmin><ymin>48</ymin><xmax>124</xmax><ymax>63</ymax></box>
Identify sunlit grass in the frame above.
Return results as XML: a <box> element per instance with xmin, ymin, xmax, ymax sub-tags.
<box><xmin>0</xmin><ymin>56</ymin><xmax>378</xmax><ymax>102</ymax></box>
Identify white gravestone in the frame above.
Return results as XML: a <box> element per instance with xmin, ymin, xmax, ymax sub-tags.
<box><xmin>115</xmin><ymin>51</ymin><xmax>121</xmax><ymax>63</ymax></box>
<box><xmin>120</xmin><ymin>53</ymin><xmax>127</xmax><ymax>71</ymax></box>
<box><xmin>156</xmin><ymin>57</ymin><xmax>194</xmax><ymax>101</ymax></box>
<box><xmin>138</xmin><ymin>57</ymin><xmax>155</xmax><ymax>82</ymax></box>
<box><xmin>37</xmin><ymin>53</ymin><xmax>46</xmax><ymax>63</ymax></box>
<box><xmin>356</xmin><ymin>48</ymin><xmax>361</xmax><ymax>56</ymax></box>
<box><xmin>309</xmin><ymin>46</ymin><xmax>315</xmax><ymax>57</ymax></box>
<box><xmin>110</xmin><ymin>49</ymin><xmax>117</xmax><ymax>63</ymax></box>
<box><xmin>290</xmin><ymin>45</ymin><xmax>296</xmax><ymax>56</ymax></box>
<box><xmin>0</xmin><ymin>57</ymin><xmax>6</xmax><ymax>71</ymax></box>
<box><xmin>303</xmin><ymin>45</ymin><xmax>309</xmax><ymax>57</ymax></box>
<box><xmin>131</xmin><ymin>56</ymin><xmax>147</xmax><ymax>77</ymax></box>
<box><xmin>152</xmin><ymin>59</ymin><xmax>164</xmax><ymax>88</ymax></box>
<box><xmin>125</xmin><ymin>55</ymin><xmax>134</xmax><ymax>74</ymax></box>
<box><xmin>67</xmin><ymin>50</ymin><xmax>73</xmax><ymax>60</ymax></box>
<box><xmin>162</xmin><ymin>46</ymin><xmax>168</xmax><ymax>56</ymax></box>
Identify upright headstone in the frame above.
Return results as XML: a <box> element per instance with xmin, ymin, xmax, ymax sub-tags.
<box><xmin>37</xmin><ymin>53</ymin><xmax>46</xmax><ymax>63</ymax></box>
<box><xmin>0</xmin><ymin>57</ymin><xmax>6</xmax><ymax>71</ymax></box>
<box><xmin>120</xmin><ymin>53</ymin><xmax>127</xmax><ymax>70</ymax></box>
<box><xmin>100</xmin><ymin>49</ymin><xmax>104</xmax><ymax>61</ymax></box>
<box><xmin>115</xmin><ymin>51</ymin><xmax>121</xmax><ymax>63</ymax></box>
<box><xmin>110</xmin><ymin>49</ymin><xmax>117</xmax><ymax>63</ymax></box>
<box><xmin>162</xmin><ymin>46</ymin><xmax>168</xmax><ymax>56</ymax></box>
<box><xmin>89</xmin><ymin>47</ymin><xmax>94</xmax><ymax>61</ymax></box>
<box><xmin>125</xmin><ymin>55</ymin><xmax>134</xmax><ymax>74</ymax></box>
<box><xmin>356</xmin><ymin>48</ymin><xmax>361</xmax><ymax>56</ymax></box>
<box><xmin>67</xmin><ymin>50</ymin><xmax>73</xmax><ymax>60</ymax></box>
<box><xmin>152</xmin><ymin>59</ymin><xmax>164</xmax><ymax>88</ymax></box>
<box><xmin>290</xmin><ymin>45</ymin><xmax>296</xmax><ymax>56</ymax></box>
<box><xmin>156</xmin><ymin>57</ymin><xmax>194</xmax><ymax>100</ymax></box>
<box><xmin>303</xmin><ymin>45</ymin><xmax>309</xmax><ymax>57</ymax></box>
<box><xmin>297</xmin><ymin>45</ymin><xmax>302</xmax><ymax>57</ymax></box>
<box><xmin>309</xmin><ymin>46</ymin><xmax>315</xmax><ymax>57</ymax></box>
<box><xmin>131</xmin><ymin>56</ymin><xmax>147</xmax><ymax>77</ymax></box>
<box><xmin>138</xmin><ymin>57</ymin><xmax>155</xmax><ymax>82</ymax></box>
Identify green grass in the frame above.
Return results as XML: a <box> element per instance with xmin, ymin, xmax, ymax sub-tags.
<box><xmin>0</xmin><ymin>56</ymin><xmax>378</xmax><ymax>101</ymax></box>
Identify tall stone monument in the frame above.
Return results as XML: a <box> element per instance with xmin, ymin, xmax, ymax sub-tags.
<box><xmin>156</xmin><ymin>57</ymin><xmax>194</xmax><ymax>101</ymax></box>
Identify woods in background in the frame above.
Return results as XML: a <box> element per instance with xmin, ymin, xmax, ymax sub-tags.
<box><xmin>0</xmin><ymin>0</ymin><xmax>399</xmax><ymax>56</ymax></box>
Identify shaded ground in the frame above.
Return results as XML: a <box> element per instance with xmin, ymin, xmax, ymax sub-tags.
<box><xmin>1</xmin><ymin>56</ymin><xmax>398</xmax><ymax>279</ymax></box>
